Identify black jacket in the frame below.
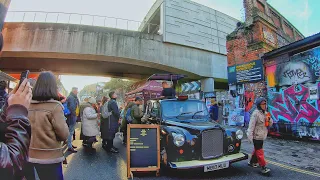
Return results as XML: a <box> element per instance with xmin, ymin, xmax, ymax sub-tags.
<box><xmin>0</xmin><ymin>103</ymin><xmax>31</xmax><ymax>180</ymax></box>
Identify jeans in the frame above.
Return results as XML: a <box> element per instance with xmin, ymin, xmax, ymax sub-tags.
<box><xmin>67</xmin><ymin>116</ymin><xmax>77</xmax><ymax>148</ymax></box>
<box><xmin>250</xmin><ymin>139</ymin><xmax>266</xmax><ymax>167</ymax></box>
<box><xmin>25</xmin><ymin>162</ymin><xmax>63</xmax><ymax>180</ymax></box>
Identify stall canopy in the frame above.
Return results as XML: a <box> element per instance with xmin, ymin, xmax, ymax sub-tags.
<box><xmin>125</xmin><ymin>80</ymin><xmax>163</xmax><ymax>101</ymax></box>
<box><xmin>147</xmin><ymin>74</ymin><xmax>186</xmax><ymax>81</ymax></box>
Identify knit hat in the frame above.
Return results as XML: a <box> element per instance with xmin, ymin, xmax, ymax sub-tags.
<box><xmin>88</xmin><ymin>97</ymin><xmax>97</xmax><ymax>104</ymax></box>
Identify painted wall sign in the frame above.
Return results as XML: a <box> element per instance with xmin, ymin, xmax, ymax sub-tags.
<box><xmin>228</xmin><ymin>59</ymin><xmax>263</xmax><ymax>84</ymax></box>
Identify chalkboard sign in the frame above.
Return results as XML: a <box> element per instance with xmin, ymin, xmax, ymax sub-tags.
<box><xmin>127</xmin><ymin>124</ymin><xmax>160</xmax><ymax>178</ymax></box>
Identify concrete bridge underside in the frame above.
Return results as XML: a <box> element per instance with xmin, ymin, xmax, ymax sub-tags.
<box><xmin>1</xmin><ymin>22</ymin><xmax>228</xmax><ymax>81</ymax></box>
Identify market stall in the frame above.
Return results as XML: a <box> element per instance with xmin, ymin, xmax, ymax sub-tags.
<box><xmin>125</xmin><ymin>81</ymin><xmax>163</xmax><ymax>104</ymax></box>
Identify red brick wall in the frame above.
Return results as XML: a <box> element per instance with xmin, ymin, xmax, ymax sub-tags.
<box><xmin>283</xmin><ymin>22</ymin><xmax>294</xmax><ymax>38</ymax></box>
<box><xmin>271</xmin><ymin>12</ymin><xmax>281</xmax><ymax>29</ymax></box>
<box><xmin>257</xmin><ymin>1</ymin><xmax>265</xmax><ymax>13</ymax></box>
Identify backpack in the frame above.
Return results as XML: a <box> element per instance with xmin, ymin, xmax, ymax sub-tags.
<box><xmin>101</xmin><ymin>102</ymin><xmax>112</xmax><ymax>119</ymax></box>
<box><xmin>126</xmin><ymin>108</ymin><xmax>133</xmax><ymax>124</ymax></box>
<box><xmin>63</xmin><ymin>102</ymin><xmax>71</xmax><ymax>116</ymax></box>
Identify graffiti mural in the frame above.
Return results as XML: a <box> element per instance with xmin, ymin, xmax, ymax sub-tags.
<box><xmin>244</xmin><ymin>82</ymin><xmax>267</xmax><ymax>125</ymax></box>
<box><xmin>266</xmin><ymin>46</ymin><xmax>320</xmax><ymax>87</ymax></box>
<box><xmin>267</xmin><ymin>82</ymin><xmax>320</xmax><ymax>140</ymax></box>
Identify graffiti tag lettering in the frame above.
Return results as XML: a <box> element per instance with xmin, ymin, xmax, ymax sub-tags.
<box><xmin>303</xmin><ymin>55</ymin><xmax>320</xmax><ymax>77</ymax></box>
<box><xmin>268</xmin><ymin>83</ymin><xmax>320</xmax><ymax>140</ymax></box>
<box><xmin>283</xmin><ymin>69</ymin><xmax>310</xmax><ymax>79</ymax></box>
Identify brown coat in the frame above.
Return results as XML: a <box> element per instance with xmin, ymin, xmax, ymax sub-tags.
<box><xmin>247</xmin><ymin>109</ymin><xmax>273</xmax><ymax>141</ymax></box>
<box><xmin>28</xmin><ymin>100</ymin><xmax>69</xmax><ymax>164</ymax></box>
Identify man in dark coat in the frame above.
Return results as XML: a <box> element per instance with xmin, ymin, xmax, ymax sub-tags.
<box><xmin>66</xmin><ymin>87</ymin><xmax>79</xmax><ymax>153</ymax></box>
<box><xmin>102</xmin><ymin>91</ymin><xmax>120</xmax><ymax>153</ymax></box>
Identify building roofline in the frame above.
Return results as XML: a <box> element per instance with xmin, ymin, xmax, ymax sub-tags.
<box><xmin>262</xmin><ymin>32</ymin><xmax>320</xmax><ymax>59</ymax></box>
<box><xmin>267</xmin><ymin>3</ymin><xmax>304</xmax><ymax>38</ymax></box>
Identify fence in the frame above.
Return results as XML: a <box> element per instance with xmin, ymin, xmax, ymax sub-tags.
<box><xmin>5</xmin><ymin>11</ymin><xmax>160</xmax><ymax>33</ymax></box>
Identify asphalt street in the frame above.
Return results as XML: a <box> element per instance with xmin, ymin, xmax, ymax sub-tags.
<box><xmin>62</xmin><ymin>132</ymin><xmax>320</xmax><ymax>180</ymax></box>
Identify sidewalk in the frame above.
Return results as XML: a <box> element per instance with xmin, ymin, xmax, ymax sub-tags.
<box><xmin>241</xmin><ymin>136</ymin><xmax>320</xmax><ymax>173</ymax></box>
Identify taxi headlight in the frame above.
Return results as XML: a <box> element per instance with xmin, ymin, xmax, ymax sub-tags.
<box><xmin>236</xmin><ymin>130</ymin><xmax>244</xmax><ymax>140</ymax></box>
<box><xmin>173</xmin><ymin>133</ymin><xmax>185</xmax><ymax>147</ymax></box>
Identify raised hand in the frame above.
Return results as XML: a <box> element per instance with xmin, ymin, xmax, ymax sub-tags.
<box><xmin>8</xmin><ymin>79</ymin><xmax>32</xmax><ymax>109</ymax></box>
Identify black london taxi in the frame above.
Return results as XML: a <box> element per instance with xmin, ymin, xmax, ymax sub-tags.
<box><xmin>144</xmin><ymin>96</ymin><xmax>248</xmax><ymax>172</ymax></box>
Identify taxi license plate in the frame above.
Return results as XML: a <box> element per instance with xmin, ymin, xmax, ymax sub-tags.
<box><xmin>204</xmin><ymin>161</ymin><xmax>229</xmax><ymax>172</ymax></box>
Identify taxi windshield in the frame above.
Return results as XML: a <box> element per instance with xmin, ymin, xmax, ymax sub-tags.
<box><xmin>161</xmin><ymin>100</ymin><xmax>209</xmax><ymax>120</ymax></box>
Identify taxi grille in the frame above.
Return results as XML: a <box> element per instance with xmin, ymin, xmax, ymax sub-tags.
<box><xmin>201</xmin><ymin>129</ymin><xmax>224</xmax><ymax>159</ymax></box>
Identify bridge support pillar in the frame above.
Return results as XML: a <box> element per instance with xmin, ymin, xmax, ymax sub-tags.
<box><xmin>201</xmin><ymin>78</ymin><xmax>214</xmax><ymax>93</ymax></box>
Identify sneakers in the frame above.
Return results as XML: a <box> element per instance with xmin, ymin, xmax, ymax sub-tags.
<box><xmin>261</xmin><ymin>166</ymin><xmax>271</xmax><ymax>174</ymax></box>
<box><xmin>248</xmin><ymin>162</ymin><xmax>259</xmax><ymax>168</ymax></box>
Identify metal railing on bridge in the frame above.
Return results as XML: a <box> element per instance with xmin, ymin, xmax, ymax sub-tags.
<box><xmin>5</xmin><ymin>11</ymin><xmax>160</xmax><ymax>34</ymax></box>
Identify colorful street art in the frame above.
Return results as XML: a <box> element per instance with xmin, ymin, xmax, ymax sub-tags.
<box><xmin>267</xmin><ymin>83</ymin><xmax>320</xmax><ymax>140</ymax></box>
<box><xmin>244</xmin><ymin>82</ymin><xmax>267</xmax><ymax>125</ymax></box>
<box><xmin>266</xmin><ymin>46</ymin><xmax>320</xmax><ymax>87</ymax></box>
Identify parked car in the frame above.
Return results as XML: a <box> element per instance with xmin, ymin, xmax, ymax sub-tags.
<box><xmin>144</xmin><ymin>96</ymin><xmax>248</xmax><ymax>172</ymax></box>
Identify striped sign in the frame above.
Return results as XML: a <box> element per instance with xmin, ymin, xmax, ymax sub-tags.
<box><xmin>181</xmin><ymin>81</ymin><xmax>201</xmax><ymax>92</ymax></box>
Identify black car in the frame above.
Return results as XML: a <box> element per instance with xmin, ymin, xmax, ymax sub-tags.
<box><xmin>144</xmin><ymin>96</ymin><xmax>248</xmax><ymax>172</ymax></box>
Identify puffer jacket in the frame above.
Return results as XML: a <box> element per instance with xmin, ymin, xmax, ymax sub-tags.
<box><xmin>82</xmin><ymin>106</ymin><xmax>99</xmax><ymax>137</ymax></box>
<box><xmin>247</xmin><ymin>106</ymin><xmax>273</xmax><ymax>141</ymax></box>
<box><xmin>0</xmin><ymin>104</ymin><xmax>31</xmax><ymax>180</ymax></box>
<box><xmin>28</xmin><ymin>100</ymin><xmax>69</xmax><ymax>164</ymax></box>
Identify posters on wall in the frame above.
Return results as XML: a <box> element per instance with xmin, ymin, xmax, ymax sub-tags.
<box><xmin>228</xmin><ymin>85</ymin><xmax>245</xmax><ymax>126</ymax></box>
<box><xmin>228</xmin><ymin>59</ymin><xmax>264</xmax><ymax>85</ymax></box>
<box><xmin>309</xmin><ymin>86</ymin><xmax>319</xmax><ymax>100</ymax></box>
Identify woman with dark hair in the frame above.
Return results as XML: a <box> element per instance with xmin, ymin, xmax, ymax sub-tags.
<box><xmin>25</xmin><ymin>71</ymin><xmax>69</xmax><ymax>180</ymax></box>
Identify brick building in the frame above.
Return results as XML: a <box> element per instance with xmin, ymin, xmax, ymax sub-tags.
<box><xmin>225</xmin><ymin>0</ymin><xmax>304</xmax><ymax>127</ymax></box>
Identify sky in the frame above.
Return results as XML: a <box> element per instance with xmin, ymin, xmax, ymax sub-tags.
<box><xmin>60</xmin><ymin>75</ymin><xmax>111</xmax><ymax>92</ymax></box>
<box><xmin>6</xmin><ymin>0</ymin><xmax>320</xmax><ymax>91</ymax></box>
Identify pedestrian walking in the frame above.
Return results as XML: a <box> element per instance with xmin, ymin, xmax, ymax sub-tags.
<box><xmin>247</xmin><ymin>97</ymin><xmax>273</xmax><ymax>174</ymax></box>
<box><xmin>66</xmin><ymin>87</ymin><xmax>80</xmax><ymax>153</ymax></box>
<box><xmin>101</xmin><ymin>91</ymin><xmax>120</xmax><ymax>153</ymax></box>
<box><xmin>131</xmin><ymin>97</ymin><xmax>144</xmax><ymax>124</ymax></box>
<box><xmin>82</xmin><ymin>97</ymin><xmax>100</xmax><ymax>152</ymax></box>
<box><xmin>24</xmin><ymin>71</ymin><xmax>69</xmax><ymax>180</ymax></box>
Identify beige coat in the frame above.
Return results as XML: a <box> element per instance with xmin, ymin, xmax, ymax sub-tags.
<box><xmin>28</xmin><ymin>100</ymin><xmax>69</xmax><ymax>164</ymax></box>
<box><xmin>82</xmin><ymin>106</ymin><xmax>100</xmax><ymax>137</ymax></box>
<box><xmin>247</xmin><ymin>109</ymin><xmax>273</xmax><ymax>141</ymax></box>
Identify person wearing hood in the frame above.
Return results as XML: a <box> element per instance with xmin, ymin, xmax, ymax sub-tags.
<box><xmin>82</xmin><ymin>97</ymin><xmax>100</xmax><ymax>152</ymax></box>
<box><xmin>247</xmin><ymin>97</ymin><xmax>273</xmax><ymax>174</ymax></box>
